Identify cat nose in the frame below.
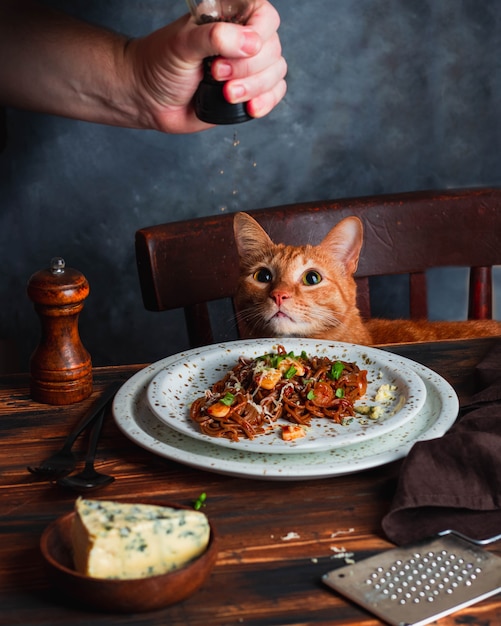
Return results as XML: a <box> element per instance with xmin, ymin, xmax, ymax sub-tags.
<box><xmin>271</xmin><ymin>290</ymin><xmax>290</xmax><ymax>306</ymax></box>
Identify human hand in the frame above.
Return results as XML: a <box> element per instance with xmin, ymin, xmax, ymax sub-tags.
<box><xmin>127</xmin><ymin>0</ymin><xmax>287</xmax><ymax>133</ymax></box>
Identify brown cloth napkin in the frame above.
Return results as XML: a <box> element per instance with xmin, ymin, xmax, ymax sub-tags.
<box><xmin>382</xmin><ymin>340</ymin><xmax>501</xmax><ymax>545</ymax></box>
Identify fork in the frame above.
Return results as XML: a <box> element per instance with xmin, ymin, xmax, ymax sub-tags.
<box><xmin>27</xmin><ymin>381</ymin><xmax>122</xmax><ymax>478</ymax></box>
<box><xmin>56</xmin><ymin>406</ymin><xmax>115</xmax><ymax>491</ymax></box>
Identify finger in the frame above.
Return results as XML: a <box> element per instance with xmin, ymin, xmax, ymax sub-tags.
<box><xmin>223</xmin><ymin>55</ymin><xmax>288</xmax><ymax>104</ymax></box>
<box><xmin>246</xmin><ymin>79</ymin><xmax>288</xmax><ymax>119</ymax></box>
<box><xmin>246</xmin><ymin>1</ymin><xmax>281</xmax><ymax>42</ymax></box>
<box><xmin>182</xmin><ymin>1</ymin><xmax>280</xmax><ymax>61</ymax></box>
<box><xmin>185</xmin><ymin>20</ymin><xmax>262</xmax><ymax>60</ymax></box>
<box><xmin>212</xmin><ymin>33</ymin><xmax>283</xmax><ymax>81</ymax></box>
<box><xmin>192</xmin><ymin>1</ymin><xmax>280</xmax><ymax>58</ymax></box>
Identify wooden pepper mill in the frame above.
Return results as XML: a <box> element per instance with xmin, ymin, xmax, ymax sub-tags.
<box><xmin>27</xmin><ymin>257</ymin><xmax>93</xmax><ymax>404</ymax></box>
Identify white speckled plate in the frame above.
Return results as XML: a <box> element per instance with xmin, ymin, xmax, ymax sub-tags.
<box><xmin>145</xmin><ymin>340</ymin><xmax>427</xmax><ymax>454</ymax></box>
<box><xmin>112</xmin><ymin>340</ymin><xmax>459</xmax><ymax>480</ymax></box>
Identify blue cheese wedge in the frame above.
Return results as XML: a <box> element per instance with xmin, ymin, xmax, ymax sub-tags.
<box><xmin>71</xmin><ymin>498</ymin><xmax>210</xmax><ymax>580</ymax></box>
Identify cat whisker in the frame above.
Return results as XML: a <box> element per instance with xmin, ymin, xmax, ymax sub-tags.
<box><xmin>292</xmin><ymin>303</ymin><xmax>336</xmax><ymax>325</ymax></box>
<box><xmin>300</xmin><ymin>307</ymin><xmax>347</xmax><ymax>332</ymax></box>
<box><xmin>235</xmin><ymin>306</ymin><xmax>267</xmax><ymax>335</ymax></box>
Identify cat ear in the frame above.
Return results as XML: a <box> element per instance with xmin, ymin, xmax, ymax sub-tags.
<box><xmin>320</xmin><ymin>216</ymin><xmax>364</xmax><ymax>275</ymax></box>
<box><xmin>233</xmin><ymin>212</ymin><xmax>273</xmax><ymax>257</ymax></box>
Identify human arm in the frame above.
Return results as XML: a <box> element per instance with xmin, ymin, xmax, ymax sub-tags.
<box><xmin>0</xmin><ymin>0</ymin><xmax>287</xmax><ymax>133</ymax></box>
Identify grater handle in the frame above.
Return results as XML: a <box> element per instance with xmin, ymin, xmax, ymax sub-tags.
<box><xmin>438</xmin><ymin>529</ymin><xmax>501</xmax><ymax>546</ymax></box>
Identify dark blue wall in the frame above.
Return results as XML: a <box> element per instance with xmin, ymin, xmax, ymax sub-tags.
<box><xmin>1</xmin><ymin>0</ymin><xmax>500</xmax><ymax>371</ymax></box>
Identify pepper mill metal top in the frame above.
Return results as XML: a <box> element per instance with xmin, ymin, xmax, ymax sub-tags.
<box><xmin>27</xmin><ymin>257</ymin><xmax>93</xmax><ymax>405</ymax></box>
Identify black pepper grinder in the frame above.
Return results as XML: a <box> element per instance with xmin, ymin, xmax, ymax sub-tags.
<box><xmin>186</xmin><ymin>0</ymin><xmax>256</xmax><ymax>125</ymax></box>
<box><xmin>27</xmin><ymin>257</ymin><xmax>93</xmax><ymax>404</ymax></box>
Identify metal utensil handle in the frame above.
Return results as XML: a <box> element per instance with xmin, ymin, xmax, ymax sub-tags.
<box><xmin>64</xmin><ymin>381</ymin><xmax>122</xmax><ymax>448</ymax></box>
<box><xmin>438</xmin><ymin>528</ymin><xmax>501</xmax><ymax>546</ymax></box>
<box><xmin>83</xmin><ymin>406</ymin><xmax>106</xmax><ymax>467</ymax></box>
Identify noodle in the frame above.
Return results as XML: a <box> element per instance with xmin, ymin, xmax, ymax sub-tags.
<box><xmin>189</xmin><ymin>345</ymin><xmax>368</xmax><ymax>442</ymax></box>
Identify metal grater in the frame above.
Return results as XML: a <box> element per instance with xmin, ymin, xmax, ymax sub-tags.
<box><xmin>322</xmin><ymin>530</ymin><xmax>501</xmax><ymax>626</ymax></box>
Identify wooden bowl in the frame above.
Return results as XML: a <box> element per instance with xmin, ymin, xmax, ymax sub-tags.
<box><xmin>40</xmin><ymin>501</ymin><xmax>218</xmax><ymax>613</ymax></box>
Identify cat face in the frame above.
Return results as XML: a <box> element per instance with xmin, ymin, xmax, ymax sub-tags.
<box><xmin>233</xmin><ymin>213</ymin><xmax>364</xmax><ymax>339</ymax></box>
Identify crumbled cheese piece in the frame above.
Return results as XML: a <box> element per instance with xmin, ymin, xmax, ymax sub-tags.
<box><xmin>389</xmin><ymin>394</ymin><xmax>406</xmax><ymax>416</ymax></box>
<box><xmin>369</xmin><ymin>405</ymin><xmax>383</xmax><ymax>420</ymax></box>
<box><xmin>329</xmin><ymin>546</ymin><xmax>355</xmax><ymax>563</ymax></box>
<box><xmin>281</xmin><ymin>531</ymin><xmax>300</xmax><ymax>541</ymax></box>
<box><xmin>71</xmin><ymin>498</ymin><xmax>210</xmax><ymax>580</ymax></box>
<box><xmin>374</xmin><ymin>383</ymin><xmax>397</xmax><ymax>403</ymax></box>
<box><xmin>330</xmin><ymin>528</ymin><xmax>355</xmax><ymax>538</ymax></box>
<box><xmin>355</xmin><ymin>405</ymin><xmax>371</xmax><ymax>415</ymax></box>
<box><xmin>355</xmin><ymin>405</ymin><xmax>383</xmax><ymax>420</ymax></box>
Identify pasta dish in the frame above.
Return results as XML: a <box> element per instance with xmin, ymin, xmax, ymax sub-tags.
<box><xmin>190</xmin><ymin>345</ymin><xmax>368</xmax><ymax>442</ymax></box>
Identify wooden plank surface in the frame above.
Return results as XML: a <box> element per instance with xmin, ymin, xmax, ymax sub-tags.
<box><xmin>1</xmin><ymin>338</ymin><xmax>500</xmax><ymax>625</ymax></box>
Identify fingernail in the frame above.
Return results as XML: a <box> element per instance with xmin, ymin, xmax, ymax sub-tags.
<box><xmin>228</xmin><ymin>84</ymin><xmax>245</xmax><ymax>100</ymax></box>
<box><xmin>216</xmin><ymin>62</ymin><xmax>232</xmax><ymax>79</ymax></box>
<box><xmin>240</xmin><ymin>29</ymin><xmax>260</xmax><ymax>55</ymax></box>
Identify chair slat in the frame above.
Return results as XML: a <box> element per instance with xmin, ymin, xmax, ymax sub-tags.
<box><xmin>468</xmin><ymin>266</ymin><xmax>492</xmax><ymax>320</ymax></box>
<box><xmin>409</xmin><ymin>272</ymin><xmax>428</xmax><ymax>319</ymax></box>
<box><xmin>355</xmin><ymin>276</ymin><xmax>371</xmax><ymax>319</ymax></box>
<box><xmin>184</xmin><ymin>303</ymin><xmax>213</xmax><ymax>347</ymax></box>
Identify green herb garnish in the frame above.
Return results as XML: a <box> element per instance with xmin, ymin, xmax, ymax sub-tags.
<box><xmin>270</xmin><ymin>354</ymin><xmax>285</xmax><ymax>368</ymax></box>
<box><xmin>307</xmin><ymin>389</ymin><xmax>316</xmax><ymax>400</ymax></box>
<box><xmin>330</xmin><ymin>361</ymin><xmax>345</xmax><ymax>380</ymax></box>
<box><xmin>335</xmin><ymin>388</ymin><xmax>345</xmax><ymax>398</ymax></box>
<box><xmin>193</xmin><ymin>492</ymin><xmax>207</xmax><ymax>511</ymax></box>
<box><xmin>220</xmin><ymin>392</ymin><xmax>235</xmax><ymax>406</ymax></box>
<box><xmin>284</xmin><ymin>366</ymin><xmax>297</xmax><ymax>379</ymax></box>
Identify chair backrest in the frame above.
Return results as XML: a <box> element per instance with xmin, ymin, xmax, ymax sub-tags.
<box><xmin>135</xmin><ymin>187</ymin><xmax>501</xmax><ymax>348</ymax></box>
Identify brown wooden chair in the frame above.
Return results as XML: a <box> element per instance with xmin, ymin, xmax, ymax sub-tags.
<box><xmin>135</xmin><ymin>187</ymin><xmax>501</xmax><ymax>348</ymax></box>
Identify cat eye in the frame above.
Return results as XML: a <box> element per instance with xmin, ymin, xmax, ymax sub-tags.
<box><xmin>253</xmin><ymin>268</ymin><xmax>273</xmax><ymax>283</ymax></box>
<box><xmin>302</xmin><ymin>270</ymin><xmax>322</xmax><ymax>286</ymax></box>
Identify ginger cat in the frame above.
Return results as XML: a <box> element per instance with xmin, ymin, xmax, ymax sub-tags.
<box><xmin>233</xmin><ymin>212</ymin><xmax>501</xmax><ymax>345</ymax></box>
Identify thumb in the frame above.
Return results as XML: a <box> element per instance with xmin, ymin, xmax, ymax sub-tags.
<box><xmin>185</xmin><ymin>21</ymin><xmax>262</xmax><ymax>60</ymax></box>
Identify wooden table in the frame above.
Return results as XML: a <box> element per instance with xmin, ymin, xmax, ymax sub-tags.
<box><xmin>1</xmin><ymin>338</ymin><xmax>500</xmax><ymax>625</ymax></box>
